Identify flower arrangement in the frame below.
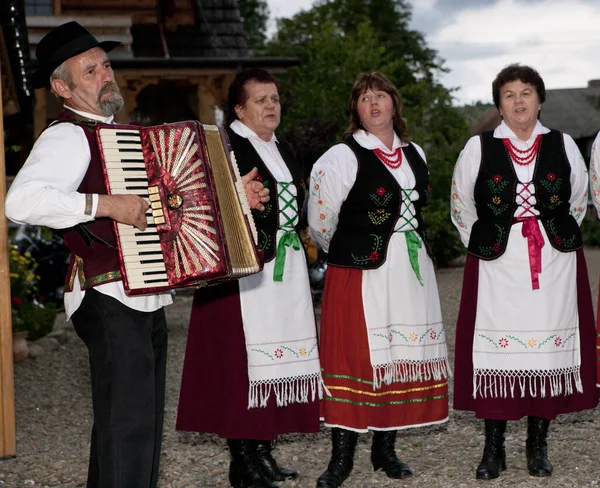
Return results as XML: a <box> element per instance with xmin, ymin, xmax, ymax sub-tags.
<box><xmin>9</xmin><ymin>245</ymin><xmax>56</xmax><ymax>340</ymax></box>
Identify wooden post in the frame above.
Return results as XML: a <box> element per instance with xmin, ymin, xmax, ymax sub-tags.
<box><xmin>0</xmin><ymin>63</ymin><xmax>17</xmax><ymax>458</ymax></box>
<box><xmin>197</xmin><ymin>81</ymin><xmax>216</xmax><ymax>124</ymax></box>
<box><xmin>33</xmin><ymin>88</ymin><xmax>47</xmax><ymax>140</ymax></box>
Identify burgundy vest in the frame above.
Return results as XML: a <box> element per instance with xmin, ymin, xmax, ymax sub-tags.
<box><xmin>55</xmin><ymin>110</ymin><xmax>123</xmax><ymax>291</ymax></box>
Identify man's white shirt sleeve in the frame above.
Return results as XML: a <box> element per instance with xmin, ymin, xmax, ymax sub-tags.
<box><xmin>5</xmin><ymin>123</ymin><xmax>99</xmax><ymax>228</ymax></box>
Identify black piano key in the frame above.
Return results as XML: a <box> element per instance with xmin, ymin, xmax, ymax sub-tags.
<box><xmin>124</xmin><ymin>178</ymin><xmax>149</xmax><ymax>182</ymax></box>
<box><xmin>136</xmin><ymin>240</ymin><xmax>161</xmax><ymax>245</ymax></box>
<box><xmin>138</xmin><ymin>251</ymin><xmax>162</xmax><ymax>256</ymax></box>
<box><xmin>140</xmin><ymin>259</ymin><xmax>165</xmax><ymax>264</ymax></box>
<box><xmin>144</xmin><ymin>278</ymin><xmax>169</xmax><ymax>284</ymax></box>
<box><xmin>119</xmin><ymin>148</ymin><xmax>143</xmax><ymax>153</ymax></box>
<box><xmin>142</xmin><ymin>270</ymin><xmax>168</xmax><ymax>276</ymax></box>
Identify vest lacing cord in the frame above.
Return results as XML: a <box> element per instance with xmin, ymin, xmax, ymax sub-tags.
<box><xmin>516</xmin><ymin>182</ymin><xmax>544</xmax><ymax>290</ymax></box>
<box><xmin>395</xmin><ymin>189</ymin><xmax>423</xmax><ymax>286</ymax></box>
<box><xmin>273</xmin><ymin>182</ymin><xmax>300</xmax><ymax>282</ymax></box>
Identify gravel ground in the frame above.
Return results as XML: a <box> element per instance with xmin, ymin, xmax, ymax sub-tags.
<box><xmin>3</xmin><ymin>250</ymin><xmax>600</xmax><ymax>488</ymax></box>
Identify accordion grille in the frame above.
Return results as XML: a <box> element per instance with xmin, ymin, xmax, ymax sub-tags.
<box><xmin>204</xmin><ymin>129</ymin><xmax>261</xmax><ymax>277</ymax></box>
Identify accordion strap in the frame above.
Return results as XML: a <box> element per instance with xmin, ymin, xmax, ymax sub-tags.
<box><xmin>75</xmin><ymin>223</ymin><xmax>117</xmax><ymax>249</ymax></box>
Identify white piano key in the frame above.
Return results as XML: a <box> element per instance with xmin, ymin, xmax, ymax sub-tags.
<box><xmin>100</xmin><ymin>142</ymin><xmax>142</xmax><ymax>150</ymax></box>
<box><xmin>119</xmin><ymin>244</ymin><xmax>162</xmax><ymax>256</ymax></box>
<box><xmin>123</xmin><ymin>267</ymin><xmax>168</xmax><ymax>279</ymax></box>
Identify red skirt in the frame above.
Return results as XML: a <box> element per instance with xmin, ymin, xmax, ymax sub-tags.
<box><xmin>453</xmin><ymin>249</ymin><xmax>599</xmax><ymax>420</ymax></box>
<box><xmin>176</xmin><ymin>281</ymin><xmax>320</xmax><ymax>440</ymax></box>
<box><xmin>319</xmin><ymin>266</ymin><xmax>449</xmax><ymax>432</ymax></box>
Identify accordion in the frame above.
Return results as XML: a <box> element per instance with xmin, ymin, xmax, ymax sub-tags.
<box><xmin>96</xmin><ymin>121</ymin><xmax>262</xmax><ymax>295</ymax></box>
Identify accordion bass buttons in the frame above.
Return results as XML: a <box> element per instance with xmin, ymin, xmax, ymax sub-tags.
<box><xmin>148</xmin><ymin>186</ymin><xmax>166</xmax><ymax>225</ymax></box>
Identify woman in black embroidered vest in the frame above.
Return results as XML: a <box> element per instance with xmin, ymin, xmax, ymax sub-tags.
<box><xmin>308</xmin><ymin>71</ymin><xmax>451</xmax><ymax>487</ymax></box>
<box><xmin>589</xmin><ymin>131</ymin><xmax>600</xmax><ymax>397</ymax></box>
<box><xmin>176</xmin><ymin>69</ymin><xmax>322</xmax><ymax>488</ymax></box>
<box><xmin>451</xmin><ymin>64</ymin><xmax>598</xmax><ymax>481</ymax></box>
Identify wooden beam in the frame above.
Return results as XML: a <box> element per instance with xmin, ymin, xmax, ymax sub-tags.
<box><xmin>52</xmin><ymin>0</ymin><xmax>62</xmax><ymax>15</ymax></box>
<box><xmin>0</xmin><ymin>62</ymin><xmax>17</xmax><ymax>459</ymax></box>
<box><xmin>33</xmin><ymin>89</ymin><xmax>47</xmax><ymax>140</ymax></box>
<box><xmin>197</xmin><ymin>82</ymin><xmax>216</xmax><ymax>125</ymax></box>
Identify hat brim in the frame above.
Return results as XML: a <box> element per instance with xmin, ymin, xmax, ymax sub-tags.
<box><xmin>31</xmin><ymin>40</ymin><xmax>121</xmax><ymax>89</ymax></box>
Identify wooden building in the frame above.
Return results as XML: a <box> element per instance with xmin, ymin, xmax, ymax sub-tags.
<box><xmin>23</xmin><ymin>0</ymin><xmax>297</xmax><ymax>138</ymax></box>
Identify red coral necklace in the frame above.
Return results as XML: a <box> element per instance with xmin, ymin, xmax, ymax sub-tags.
<box><xmin>373</xmin><ymin>147</ymin><xmax>403</xmax><ymax>169</ymax></box>
<box><xmin>502</xmin><ymin>134</ymin><xmax>542</xmax><ymax>166</ymax></box>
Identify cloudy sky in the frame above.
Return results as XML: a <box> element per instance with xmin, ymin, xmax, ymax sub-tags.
<box><xmin>266</xmin><ymin>0</ymin><xmax>600</xmax><ymax>106</ymax></box>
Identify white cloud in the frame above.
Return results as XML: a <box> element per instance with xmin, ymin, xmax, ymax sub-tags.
<box><xmin>265</xmin><ymin>0</ymin><xmax>600</xmax><ymax>105</ymax></box>
<box><xmin>428</xmin><ymin>0</ymin><xmax>600</xmax><ymax>104</ymax></box>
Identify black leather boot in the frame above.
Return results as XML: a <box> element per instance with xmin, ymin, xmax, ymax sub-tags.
<box><xmin>475</xmin><ymin>420</ymin><xmax>507</xmax><ymax>480</ymax></box>
<box><xmin>371</xmin><ymin>430</ymin><xmax>413</xmax><ymax>479</ymax></box>
<box><xmin>526</xmin><ymin>416</ymin><xmax>553</xmax><ymax>477</ymax></box>
<box><xmin>255</xmin><ymin>440</ymin><xmax>298</xmax><ymax>482</ymax></box>
<box><xmin>316</xmin><ymin>428</ymin><xmax>359</xmax><ymax>488</ymax></box>
<box><xmin>227</xmin><ymin>439</ymin><xmax>280</xmax><ymax>488</ymax></box>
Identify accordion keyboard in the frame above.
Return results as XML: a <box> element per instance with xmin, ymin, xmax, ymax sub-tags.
<box><xmin>98</xmin><ymin>128</ymin><xmax>169</xmax><ymax>290</ymax></box>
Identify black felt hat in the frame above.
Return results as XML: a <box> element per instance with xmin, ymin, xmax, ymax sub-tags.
<box><xmin>31</xmin><ymin>21</ymin><xmax>120</xmax><ymax>89</ymax></box>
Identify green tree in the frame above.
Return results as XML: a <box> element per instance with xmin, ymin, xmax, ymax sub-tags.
<box><xmin>237</xmin><ymin>0</ymin><xmax>270</xmax><ymax>51</ymax></box>
<box><xmin>266</xmin><ymin>0</ymin><xmax>470</xmax><ymax>265</ymax></box>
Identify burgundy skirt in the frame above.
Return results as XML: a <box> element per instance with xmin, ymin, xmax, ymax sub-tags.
<box><xmin>453</xmin><ymin>249</ymin><xmax>598</xmax><ymax>420</ymax></box>
<box><xmin>176</xmin><ymin>281</ymin><xmax>320</xmax><ymax>440</ymax></box>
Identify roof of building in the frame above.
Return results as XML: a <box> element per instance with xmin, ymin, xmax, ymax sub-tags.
<box><xmin>540</xmin><ymin>81</ymin><xmax>600</xmax><ymax>140</ymax></box>
<box><xmin>132</xmin><ymin>0</ymin><xmax>248</xmax><ymax>58</ymax></box>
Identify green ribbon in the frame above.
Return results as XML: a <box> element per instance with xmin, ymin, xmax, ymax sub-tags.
<box><xmin>405</xmin><ymin>231</ymin><xmax>424</xmax><ymax>286</ymax></box>
<box><xmin>273</xmin><ymin>229</ymin><xmax>300</xmax><ymax>282</ymax></box>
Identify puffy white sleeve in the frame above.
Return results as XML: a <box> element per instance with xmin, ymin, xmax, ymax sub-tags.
<box><xmin>563</xmin><ymin>133</ymin><xmax>588</xmax><ymax>225</ymax></box>
<box><xmin>589</xmin><ymin>131</ymin><xmax>600</xmax><ymax>219</ymax></box>
<box><xmin>450</xmin><ymin>136</ymin><xmax>481</xmax><ymax>248</ymax></box>
<box><xmin>5</xmin><ymin>123</ymin><xmax>98</xmax><ymax>229</ymax></box>
<box><xmin>307</xmin><ymin>144</ymin><xmax>358</xmax><ymax>252</ymax></box>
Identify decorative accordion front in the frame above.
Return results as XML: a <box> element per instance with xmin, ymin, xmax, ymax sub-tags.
<box><xmin>96</xmin><ymin>121</ymin><xmax>262</xmax><ymax>295</ymax></box>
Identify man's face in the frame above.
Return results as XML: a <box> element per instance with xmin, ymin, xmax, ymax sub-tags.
<box><xmin>53</xmin><ymin>47</ymin><xmax>124</xmax><ymax>117</ymax></box>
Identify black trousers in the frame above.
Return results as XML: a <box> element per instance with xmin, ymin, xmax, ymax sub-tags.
<box><xmin>72</xmin><ymin>289</ymin><xmax>168</xmax><ymax>488</ymax></box>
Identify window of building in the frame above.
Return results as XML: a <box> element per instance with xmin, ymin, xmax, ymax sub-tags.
<box><xmin>25</xmin><ymin>0</ymin><xmax>53</xmax><ymax>15</ymax></box>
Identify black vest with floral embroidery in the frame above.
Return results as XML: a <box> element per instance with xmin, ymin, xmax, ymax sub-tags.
<box><xmin>468</xmin><ymin>130</ymin><xmax>582</xmax><ymax>260</ymax></box>
<box><xmin>226</xmin><ymin>127</ymin><xmax>305</xmax><ymax>263</ymax></box>
<box><xmin>327</xmin><ymin>136</ymin><xmax>433</xmax><ymax>270</ymax></box>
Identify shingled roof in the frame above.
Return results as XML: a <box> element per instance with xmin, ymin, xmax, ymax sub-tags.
<box><xmin>132</xmin><ymin>0</ymin><xmax>248</xmax><ymax>58</ymax></box>
<box><xmin>539</xmin><ymin>81</ymin><xmax>600</xmax><ymax>140</ymax></box>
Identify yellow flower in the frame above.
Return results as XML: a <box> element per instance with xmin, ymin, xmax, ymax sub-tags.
<box><xmin>299</xmin><ymin>348</ymin><xmax>307</xmax><ymax>356</ymax></box>
<box><xmin>527</xmin><ymin>338</ymin><xmax>537</xmax><ymax>348</ymax></box>
<box><xmin>492</xmin><ymin>196</ymin><xmax>501</xmax><ymax>205</ymax></box>
<box><xmin>408</xmin><ymin>333</ymin><xmax>419</xmax><ymax>342</ymax></box>
<box><xmin>550</xmin><ymin>195</ymin><xmax>559</xmax><ymax>204</ymax></box>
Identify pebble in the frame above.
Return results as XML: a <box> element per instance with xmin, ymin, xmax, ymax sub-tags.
<box><xmin>3</xmin><ymin>253</ymin><xmax>600</xmax><ymax>487</ymax></box>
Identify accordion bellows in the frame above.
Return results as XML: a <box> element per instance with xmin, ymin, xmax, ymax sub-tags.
<box><xmin>96</xmin><ymin>121</ymin><xmax>262</xmax><ymax>295</ymax></box>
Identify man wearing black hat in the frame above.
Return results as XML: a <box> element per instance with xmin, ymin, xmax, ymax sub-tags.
<box><xmin>5</xmin><ymin>21</ymin><xmax>268</xmax><ymax>488</ymax></box>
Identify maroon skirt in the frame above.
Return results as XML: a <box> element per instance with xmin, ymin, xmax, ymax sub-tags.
<box><xmin>453</xmin><ymin>249</ymin><xmax>598</xmax><ymax>420</ymax></box>
<box><xmin>176</xmin><ymin>281</ymin><xmax>320</xmax><ymax>440</ymax></box>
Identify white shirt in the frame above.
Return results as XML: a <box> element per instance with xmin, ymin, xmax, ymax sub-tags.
<box><xmin>5</xmin><ymin>107</ymin><xmax>172</xmax><ymax>319</ymax></box>
<box><xmin>229</xmin><ymin>119</ymin><xmax>292</xmax><ymax>181</ymax></box>
<box><xmin>589</xmin><ymin>131</ymin><xmax>600</xmax><ymax>217</ymax></box>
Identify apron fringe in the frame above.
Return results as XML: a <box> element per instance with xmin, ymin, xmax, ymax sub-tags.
<box><xmin>473</xmin><ymin>366</ymin><xmax>583</xmax><ymax>399</ymax></box>
<box><xmin>248</xmin><ymin>373</ymin><xmax>323</xmax><ymax>409</ymax></box>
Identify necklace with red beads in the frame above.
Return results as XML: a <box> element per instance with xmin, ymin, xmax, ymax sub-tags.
<box><xmin>373</xmin><ymin>147</ymin><xmax>403</xmax><ymax>169</ymax></box>
<box><xmin>502</xmin><ymin>134</ymin><xmax>542</xmax><ymax>166</ymax></box>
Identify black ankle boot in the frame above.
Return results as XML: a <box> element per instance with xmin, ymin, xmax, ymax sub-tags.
<box><xmin>316</xmin><ymin>428</ymin><xmax>359</xmax><ymax>488</ymax></box>
<box><xmin>475</xmin><ymin>420</ymin><xmax>507</xmax><ymax>480</ymax></box>
<box><xmin>371</xmin><ymin>430</ymin><xmax>413</xmax><ymax>479</ymax></box>
<box><xmin>227</xmin><ymin>439</ymin><xmax>280</xmax><ymax>488</ymax></box>
<box><xmin>526</xmin><ymin>416</ymin><xmax>553</xmax><ymax>477</ymax></box>
<box><xmin>255</xmin><ymin>440</ymin><xmax>298</xmax><ymax>482</ymax></box>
